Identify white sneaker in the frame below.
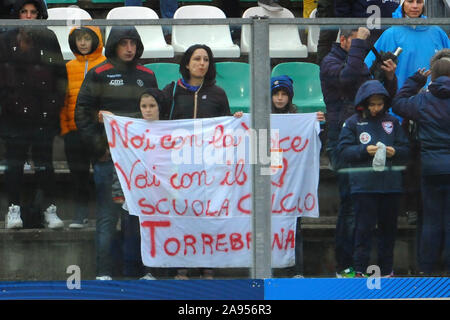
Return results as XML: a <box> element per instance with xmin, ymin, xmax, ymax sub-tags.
<box><xmin>140</xmin><ymin>273</ymin><xmax>156</xmax><ymax>280</ymax></box>
<box><xmin>258</xmin><ymin>0</ymin><xmax>283</xmax><ymax>12</ymax></box>
<box><xmin>43</xmin><ymin>204</ymin><xmax>64</xmax><ymax>229</ymax></box>
<box><xmin>6</xmin><ymin>204</ymin><xmax>23</xmax><ymax>229</ymax></box>
<box><xmin>69</xmin><ymin>219</ymin><xmax>89</xmax><ymax>229</ymax></box>
<box><xmin>96</xmin><ymin>275</ymin><xmax>112</xmax><ymax>280</ymax></box>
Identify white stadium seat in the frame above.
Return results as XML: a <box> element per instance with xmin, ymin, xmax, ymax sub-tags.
<box><xmin>47</xmin><ymin>7</ymin><xmax>92</xmax><ymax>60</ymax></box>
<box><xmin>172</xmin><ymin>5</ymin><xmax>240</xmax><ymax>58</ymax></box>
<box><xmin>240</xmin><ymin>6</ymin><xmax>308</xmax><ymax>58</ymax></box>
<box><xmin>307</xmin><ymin>8</ymin><xmax>319</xmax><ymax>53</ymax></box>
<box><xmin>105</xmin><ymin>6</ymin><xmax>174</xmax><ymax>59</ymax></box>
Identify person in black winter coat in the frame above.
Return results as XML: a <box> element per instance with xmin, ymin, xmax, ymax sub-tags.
<box><xmin>338</xmin><ymin>80</ymin><xmax>409</xmax><ymax>277</ymax></box>
<box><xmin>319</xmin><ymin>26</ymin><xmax>397</xmax><ymax>277</ymax></box>
<box><xmin>334</xmin><ymin>0</ymin><xmax>401</xmax><ymax>47</ymax></box>
<box><xmin>162</xmin><ymin>44</ymin><xmax>230</xmax><ymax>280</ymax></box>
<box><xmin>0</xmin><ymin>0</ymin><xmax>66</xmax><ymax>230</ymax></box>
<box><xmin>162</xmin><ymin>44</ymin><xmax>230</xmax><ymax>121</ymax></box>
<box><xmin>75</xmin><ymin>26</ymin><xmax>158</xmax><ymax>280</ymax></box>
<box><xmin>392</xmin><ymin>49</ymin><xmax>450</xmax><ymax>276</ymax></box>
<box><xmin>316</xmin><ymin>0</ymin><xmax>338</xmax><ymax>65</ymax></box>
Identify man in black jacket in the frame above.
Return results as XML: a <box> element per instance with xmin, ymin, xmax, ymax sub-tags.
<box><xmin>0</xmin><ymin>0</ymin><xmax>66</xmax><ymax>230</ymax></box>
<box><xmin>75</xmin><ymin>26</ymin><xmax>158</xmax><ymax>280</ymax></box>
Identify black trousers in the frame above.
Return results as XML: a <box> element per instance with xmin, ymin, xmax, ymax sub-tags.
<box><xmin>4</xmin><ymin>129</ymin><xmax>56</xmax><ymax>210</ymax></box>
<box><xmin>353</xmin><ymin>193</ymin><xmax>400</xmax><ymax>275</ymax></box>
<box><xmin>64</xmin><ymin>130</ymin><xmax>91</xmax><ymax>222</ymax></box>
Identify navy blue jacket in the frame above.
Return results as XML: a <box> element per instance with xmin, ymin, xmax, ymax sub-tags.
<box><xmin>338</xmin><ymin>80</ymin><xmax>409</xmax><ymax>194</ymax></box>
<box><xmin>392</xmin><ymin>73</ymin><xmax>450</xmax><ymax>176</ymax></box>
<box><xmin>335</xmin><ymin>0</ymin><xmax>400</xmax><ymax>18</ymax></box>
<box><xmin>320</xmin><ymin>39</ymin><xmax>397</xmax><ymax>130</ymax></box>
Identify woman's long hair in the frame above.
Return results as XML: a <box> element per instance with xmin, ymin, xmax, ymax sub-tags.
<box><xmin>179</xmin><ymin>44</ymin><xmax>216</xmax><ymax>86</ymax></box>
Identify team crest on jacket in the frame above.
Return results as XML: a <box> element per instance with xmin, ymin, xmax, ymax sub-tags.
<box><xmin>382</xmin><ymin>121</ymin><xmax>393</xmax><ymax>134</ymax></box>
<box><xmin>359</xmin><ymin>132</ymin><xmax>371</xmax><ymax>144</ymax></box>
<box><xmin>137</xmin><ymin>79</ymin><xmax>144</xmax><ymax>87</ymax></box>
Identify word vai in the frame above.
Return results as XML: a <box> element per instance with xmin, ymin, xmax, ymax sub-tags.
<box><xmin>141</xmin><ymin>220</ymin><xmax>295</xmax><ymax>258</ymax></box>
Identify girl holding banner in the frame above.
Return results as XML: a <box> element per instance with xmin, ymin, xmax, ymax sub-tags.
<box><xmin>162</xmin><ymin>44</ymin><xmax>231</xmax><ymax>280</ymax></box>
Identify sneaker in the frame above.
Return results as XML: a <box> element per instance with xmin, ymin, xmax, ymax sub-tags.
<box><xmin>96</xmin><ymin>275</ymin><xmax>112</xmax><ymax>280</ymax></box>
<box><xmin>355</xmin><ymin>272</ymin><xmax>369</xmax><ymax>278</ymax></box>
<box><xmin>43</xmin><ymin>204</ymin><xmax>64</xmax><ymax>229</ymax></box>
<box><xmin>140</xmin><ymin>273</ymin><xmax>156</xmax><ymax>280</ymax></box>
<box><xmin>69</xmin><ymin>219</ymin><xmax>89</xmax><ymax>229</ymax></box>
<box><xmin>6</xmin><ymin>204</ymin><xmax>23</xmax><ymax>229</ymax></box>
<box><xmin>258</xmin><ymin>0</ymin><xmax>283</xmax><ymax>12</ymax></box>
<box><xmin>382</xmin><ymin>271</ymin><xmax>394</xmax><ymax>278</ymax></box>
<box><xmin>292</xmin><ymin>274</ymin><xmax>304</xmax><ymax>278</ymax></box>
<box><xmin>336</xmin><ymin>267</ymin><xmax>356</xmax><ymax>278</ymax></box>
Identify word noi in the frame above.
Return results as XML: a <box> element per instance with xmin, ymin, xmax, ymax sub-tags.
<box><xmin>107</xmin><ymin>119</ymin><xmax>309</xmax><ymax>165</ymax></box>
<box><xmin>136</xmin><ymin>192</ymin><xmax>316</xmax><ymax>217</ymax></box>
<box><xmin>142</xmin><ymin>220</ymin><xmax>295</xmax><ymax>258</ymax></box>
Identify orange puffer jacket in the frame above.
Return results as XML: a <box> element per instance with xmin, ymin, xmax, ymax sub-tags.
<box><xmin>60</xmin><ymin>26</ymin><xmax>106</xmax><ymax>135</ymax></box>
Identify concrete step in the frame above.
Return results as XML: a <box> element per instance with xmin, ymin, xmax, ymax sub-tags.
<box><xmin>0</xmin><ymin>217</ymin><xmax>418</xmax><ymax>281</ymax></box>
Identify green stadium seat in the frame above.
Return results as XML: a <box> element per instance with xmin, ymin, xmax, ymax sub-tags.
<box><xmin>271</xmin><ymin>62</ymin><xmax>326</xmax><ymax>113</ymax></box>
<box><xmin>46</xmin><ymin>0</ymin><xmax>77</xmax><ymax>4</ymax></box>
<box><xmin>215</xmin><ymin>62</ymin><xmax>250</xmax><ymax>114</ymax></box>
<box><xmin>144</xmin><ymin>63</ymin><xmax>180</xmax><ymax>90</ymax></box>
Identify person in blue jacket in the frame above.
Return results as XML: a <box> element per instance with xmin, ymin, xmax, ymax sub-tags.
<box><xmin>320</xmin><ymin>26</ymin><xmax>397</xmax><ymax>278</ymax></box>
<box><xmin>338</xmin><ymin>80</ymin><xmax>409</xmax><ymax>277</ymax></box>
<box><xmin>392</xmin><ymin>49</ymin><xmax>450</xmax><ymax>276</ymax></box>
<box><xmin>365</xmin><ymin>0</ymin><xmax>450</xmax><ymax>93</ymax></box>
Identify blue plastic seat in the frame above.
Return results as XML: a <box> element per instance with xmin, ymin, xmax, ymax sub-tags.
<box><xmin>215</xmin><ymin>62</ymin><xmax>250</xmax><ymax>114</ymax></box>
<box><xmin>271</xmin><ymin>62</ymin><xmax>325</xmax><ymax>113</ymax></box>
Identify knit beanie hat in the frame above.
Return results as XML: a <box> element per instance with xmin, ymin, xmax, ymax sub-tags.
<box><xmin>271</xmin><ymin>75</ymin><xmax>294</xmax><ymax>98</ymax></box>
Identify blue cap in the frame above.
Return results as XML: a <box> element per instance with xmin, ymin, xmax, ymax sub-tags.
<box><xmin>271</xmin><ymin>75</ymin><xmax>294</xmax><ymax>98</ymax></box>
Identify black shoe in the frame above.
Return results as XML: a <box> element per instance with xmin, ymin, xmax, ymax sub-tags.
<box><xmin>258</xmin><ymin>0</ymin><xmax>283</xmax><ymax>12</ymax></box>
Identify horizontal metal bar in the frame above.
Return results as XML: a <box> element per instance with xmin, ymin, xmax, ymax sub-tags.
<box><xmin>1</xmin><ymin>17</ymin><xmax>449</xmax><ymax>27</ymax></box>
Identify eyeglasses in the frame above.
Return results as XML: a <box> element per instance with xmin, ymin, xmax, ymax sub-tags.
<box><xmin>19</xmin><ymin>9</ymin><xmax>39</xmax><ymax>15</ymax></box>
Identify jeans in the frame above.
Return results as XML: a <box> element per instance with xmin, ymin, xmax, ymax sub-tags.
<box><xmin>353</xmin><ymin>193</ymin><xmax>400</xmax><ymax>275</ymax></box>
<box><xmin>327</xmin><ymin>126</ymin><xmax>354</xmax><ymax>272</ymax></box>
<box><xmin>160</xmin><ymin>0</ymin><xmax>178</xmax><ymax>35</ymax></box>
<box><xmin>93</xmin><ymin>160</ymin><xmax>121</xmax><ymax>277</ymax></box>
<box><xmin>124</xmin><ymin>0</ymin><xmax>142</xmax><ymax>5</ymax></box>
<box><xmin>419</xmin><ymin>175</ymin><xmax>450</xmax><ymax>274</ymax></box>
<box><xmin>64</xmin><ymin>131</ymin><xmax>91</xmax><ymax>223</ymax></box>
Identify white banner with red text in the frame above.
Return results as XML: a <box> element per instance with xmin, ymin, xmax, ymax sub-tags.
<box><xmin>103</xmin><ymin>113</ymin><xmax>321</xmax><ymax>267</ymax></box>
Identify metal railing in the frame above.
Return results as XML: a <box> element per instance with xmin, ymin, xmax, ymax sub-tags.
<box><xmin>1</xmin><ymin>17</ymin><xmax>449</xmax><ymax>279</ymax></box>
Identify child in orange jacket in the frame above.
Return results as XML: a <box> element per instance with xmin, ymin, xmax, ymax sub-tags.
<box><xmin>60</xmin><ymin>26</ymin><xmax>106</xmax><ymax>229</ymax></box>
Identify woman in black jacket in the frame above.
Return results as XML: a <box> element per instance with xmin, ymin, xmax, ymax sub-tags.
<box><xmin>162</xmin><ymin>44</ymin><xmax>230</xmax><ymax>280</ymax></box>
<box><xmin>0</xmin><ymin>0</ymin><xmax>67</xmax><ymax>229</ymax></box>
<box><xmin>162</xmin><ymin>44</ymin><xmax>230</xmax><ymax>120</ymax></box>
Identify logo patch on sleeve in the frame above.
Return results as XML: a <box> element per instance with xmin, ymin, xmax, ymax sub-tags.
<box><xmin>359</xmin><ymin>132</ymin><xmax>371</xmax><ymax>144</ymax></box>
<box><xmin>382</xmin><ymin>121</ymin><xmax>393</xmax><ymax>134</ymax></box>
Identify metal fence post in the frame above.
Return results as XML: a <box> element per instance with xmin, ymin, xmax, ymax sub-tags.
<box><xmin>427</xmin><ymin>0</ymin><xmax>446</xmax><ymax>17</ymax></box>
<box><xmin>250</xmin><ymin>17</ymin><xmax>272</xmax><ymax>279</ymax></box>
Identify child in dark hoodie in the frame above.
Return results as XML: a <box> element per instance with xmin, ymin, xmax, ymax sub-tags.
<box><xmin>393</xmin><ymin>49</ymin><xmax>450</xmax><ymax>276</ymax></box>
<box><xmin>111</xmin><ymin>88</ymin><xmax>166</xmax><ymax>280</ymax></box>
<box><xmin>338</xmin><ymin>80</ymin><xmax>409</xmax><ymax>277</ymax></box>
